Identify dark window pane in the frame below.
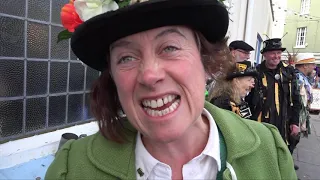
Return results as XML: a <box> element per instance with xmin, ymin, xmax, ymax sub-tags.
<box><xmin>51</xmin><ymin>0</ymin><xmax>69</xmax><ymax>24</ymax></box>
<box><xmin>68</xmin><ymin>94</ymin><xmax>83</xmax><ymax>123</ymax></box>
<box><xmin>50</xmin><ymin>62</ymin><xmax>68</xmax><ymax>93</ymax></box>
<box><xmin>69</xmin><ymin>63</ymin><xmax>84</xmax><ymax>92</ymax></box>
<box><xmin>0</xmin><ymin>99</ymin><xmax>23</xmax><ymax>138</ymax></box>
<box><xmin>86</xmin><ymin>67</ymin><xmax>99</xmax><ymax>90</ymax></box>
<box><xmin>28</xmin><ymin>0</ymin><xmax>50</xmax><ymax>21</ymax></box>
<box><xmin>51</xmin><ymin>26</ymin><xmax>69</xmax><ymax>60</ymax></box>
<box><xmin>26</xmin><ymin>97</ymin><xmax>46</xmax><ymax>132</ymax></box>
<box><xmin>0</xmin><ymin>16</ymin><xmax>24</xmax><ymax>57</ymax></box>
<box><xmin>27</xmin><ymin>61</ymin><xmax>48</xmax><ymax>96</ymax></box>
<box><xmin>84</xmin><ymin>93</ymin><xmax>93</xmax><ymax>120</ymax></box>
<box><xmin>49</xmin><ymin>95</ymin><xmax>66</xmax><ymax>127</ymax></box>
<box><xmin>0</xmin><ymin>0</ymin><xmax>25</xmax><ymax>17</ymax></box>
<box><xmin>0</xmin><ymin>60</ymin><xmax>24</xmax><ymax>97</ymax></box>
<box><xmin>27</xmin><ymin>22</ymin><xmax>49</xmax><ymax>58</ymax></box>
<box><xmin>70</xmin><ymin>51</ymin><xmax>78</xmax><ymax>60</ymax></box>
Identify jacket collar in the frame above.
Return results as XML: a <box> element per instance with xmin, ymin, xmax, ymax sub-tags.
<box><xmin>87</xmin><ymin>121</ymin><xmax>137</xmax><ymax>179</ymax></box>
<box><xmin>259</xmin><ymin>60</ymin><xmax>285</xmax><ymax>72</ymax></box>
<box><xmin>204</xmin><ymin>101</ymin><xmax>261</xmax><ymax>163</ymax></box>
<box><xmin>86</xmin><ymin>102</ymin><xmax>261</xmax><ymax>178</ymax></box>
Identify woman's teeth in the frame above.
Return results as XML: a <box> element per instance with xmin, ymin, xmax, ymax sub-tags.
<box><xmin>144</xmin><ymin>99</ymin><xmax>180</xmax><ymax>117</ymax></box>
<box><xmin>142</xmin><ymin>95</ymin><xmax>180</xmax><ymax>117</ymax></box>
<box><xmin>142</xmin><ymin>95</ymin><xmax>177</xmax><ymax>108</ymax></box>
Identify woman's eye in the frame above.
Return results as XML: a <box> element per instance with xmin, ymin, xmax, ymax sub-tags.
<box><xmin>118</xmin><ymin>56</ymin><xmax>135</xmax><ymax>64</ymax></box>
<box><xmin>163</xmin><ymin>46</ymin><xmax>178</xmax><ymax>53</ymax></box>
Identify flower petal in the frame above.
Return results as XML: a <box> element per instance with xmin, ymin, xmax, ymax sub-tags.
<box><xmin>74</xmin><ymin>0</ymin><xmax>119</xmax><ymax>21</ymax></box>
<box><xmin>102</xmin><ymin>1</ymin><xmax>119</xmax><ymax>12</ymax></box>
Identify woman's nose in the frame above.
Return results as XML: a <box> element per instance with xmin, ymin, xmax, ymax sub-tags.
<box><xmin>137</xmin><ymin>58</ymin><xmax>165</xmax><ymax>88</ymax></box>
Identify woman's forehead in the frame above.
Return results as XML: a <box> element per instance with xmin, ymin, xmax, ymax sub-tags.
<box><xmin>110</xmin><ymin>26</ymin><xmax>193</xmax><ymax>48</ymax></box>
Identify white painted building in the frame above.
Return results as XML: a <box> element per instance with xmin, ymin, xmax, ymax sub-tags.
<box><xmin>226</xmin><ymin>0</ymin><xmax>275</xmax><ymax>64</ymax></box>
<box><xmin>272</xmin><ymin>0</ymin><xmax>287</xmax><ymax>38</ymax></box>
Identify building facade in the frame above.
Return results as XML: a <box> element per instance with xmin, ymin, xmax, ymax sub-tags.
<box><xmin>0</xmin><ymin>0</ymin><xmax>100</xmax><ymax>170</ymax></box>
<box><xmin>226</xmin><ymin>0</ymin><xmax>274</xmax><ymax>65</ymax></box>
<box><xmin>282</xmin><ymin>0</ymin><xmax>320</xmax><ymax>64</ymax></box>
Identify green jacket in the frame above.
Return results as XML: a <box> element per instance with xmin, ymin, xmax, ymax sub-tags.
<box><xmin>45</xmin><ymin>102</ymin><xmax>297</xmax><ymax>180</ymax></box>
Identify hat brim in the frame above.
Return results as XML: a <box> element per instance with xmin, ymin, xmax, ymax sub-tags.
<box><xmin>226</xmin><ymin>72</ymin><xmax>258</xmax><ymax>80</ymax></box>
<box><xmin>261</xmin><ymin>48</ymin><xmax>286</xmax><ymax>54</ymax></box>
<box><xmin>71</xmin><ymin>0</ymin><xmax>229</xmax><ymax>71</ymax></box>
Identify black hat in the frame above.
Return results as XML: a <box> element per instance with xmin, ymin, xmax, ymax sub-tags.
<box><xmin>71</xmin><ymin>0</ymin><xmax>229</xmax><ymax>71</ymax></box>
<box><xmin>260</xmin><ymin>38</ymin><xmax>286</xmax><ymax>54</ymax></box>
<box><xmin>226</xmin><ymin>61</ymin><xmax>258</xmax><ymax>80</ymax></box>
<box><xmin>229</xmin><ymin>40</ymin><xmax>254</xmax><ymax>51</ymax></box>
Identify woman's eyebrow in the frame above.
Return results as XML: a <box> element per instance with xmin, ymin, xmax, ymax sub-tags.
<box><xmin>154</xmin><ymin>28</ymin><xmax>186</xmax><ymax>40</ymax></box>
<box><xmin>110</xmin><ymin>40</ymin><xmax>131</xmax><ymax>51</ymax></box>
<box><xmin>110</xmin><ymin>28</ymin><xmax>186</xmax><ymax>51</ymax></box>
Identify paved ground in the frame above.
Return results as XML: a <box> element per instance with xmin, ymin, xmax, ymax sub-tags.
<box><xmin>294</xmin><ymin>113</ymin><xmax>320</xmax><ymax>180</ymax></box>
<box><xmin>0</xmin><ymin>155</ymin><xmax>54</xmax><ymax>180</ymax></box>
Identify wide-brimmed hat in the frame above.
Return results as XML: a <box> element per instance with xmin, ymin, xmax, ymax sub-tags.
<box><xmin>71</xmin><ymin>0</ymin><xmax>229</xmax><ymax>71</ymax></box>
<box><xmin>226</xmin><ymin>61</ymin><xmax>258</xmax><ymax>80</ymax></box>
<box><xmin>260</xmin><ymin>38</ymin><xmax>286</xmax><ymax>54</ymax></box>
<box><xmin>295</xmin><ymin>53</ymin><xmax>316</xmax><ymax>65</ymax></box>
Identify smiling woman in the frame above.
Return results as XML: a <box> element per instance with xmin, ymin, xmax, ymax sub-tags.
<box><xmin>45</xmin><ymin>0</ymin><xmax>298</xmax><ymax>180</ymax></box>
<box><xmin>210</xmin><ymin>61</ymin><xmax>257</xmax><ymax>119</ymax></box>
<box><xmin>92</xmin><ymin>26</ymin><xmax>231</xmax><ymax>144</ymax></box>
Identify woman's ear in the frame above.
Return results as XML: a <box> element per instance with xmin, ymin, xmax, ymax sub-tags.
<box><xmin>232</xmin><ymin>78</ymin><xmax>239</xmax><ymax>86</ymax></box>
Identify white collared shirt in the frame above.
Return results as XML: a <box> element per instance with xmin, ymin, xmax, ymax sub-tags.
<box><xmin>135</xmin><ymin>108</ymin><xmax>221</xmax><ymax>180</ymax></box>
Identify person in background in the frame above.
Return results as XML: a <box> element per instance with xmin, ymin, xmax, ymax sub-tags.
<box><xmin>294</xmin><ymin>53</ymin><xmax>316</xmax><ymax>137</ymax></box>
<box><xmin>229</xmin><ymin>40</ymin><xmax>254</xmax><ymax>62</ymax></box>
<box><xmin>308</xmin><ymin>70</ymin><xmax>316</xmax><ymax>86</ymax></box>
<box><xmin>45</xmin><ymin>1</ymin><xmax>297</xmax><ymax>179</ymax></box>
<box><xmin>315</xmin><ymin>67</ymin><xmax>320</xmax><ymax>88</ymax></box>
<box><xmin>308</xmin><ymin>69</ymin><xmax>320</xmax><ymax>89</ymax></box>
<box><xmin>246</xmin><ymin>38</ymin><xmax>301</xmax><ymax>170</ymax></box>
<box><xmin>210</xmin><ymin>61</ymin><xmax>257</xmax><ymax>119</ymax></box>
<box><xmin>315</xmin><ymin>75</ymin><xmax>320</xmax><ymax>88</ymax></box>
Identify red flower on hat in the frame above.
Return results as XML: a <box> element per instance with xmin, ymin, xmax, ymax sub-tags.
<box><xmin>57</xmin><ymin>0</ymin><xmax>132</xmax><ymax>43</ymax></box>
<box><xmin>61</xmin><ymin>1</ymin><xmax>83</xmax><ymax>33</ymax></box>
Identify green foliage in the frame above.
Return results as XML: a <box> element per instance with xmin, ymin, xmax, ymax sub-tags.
<box><xmin>115</xmin><ymin>0</ymin><xmax>131</xmax><ymax>8</ymax></box>
<box><xmin>57</xmin><ymin>30</ymin><xmax>72</xmax><ymax>43</ymax></box>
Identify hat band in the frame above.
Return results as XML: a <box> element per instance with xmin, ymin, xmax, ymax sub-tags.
<box><xmin>295</xmin><ymin>58</ymin><xmax>316</xmax><ymax>64</ymax></box>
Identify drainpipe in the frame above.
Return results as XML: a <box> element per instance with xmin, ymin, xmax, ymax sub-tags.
<box><xmin>244</xmin><ymin>0</ymin><xmax>254</xmax><ymax>45</ymax></box>
<box><xmin>237</xmin><ymin>0</ymin><xmax>248</xmax><ymax>39</ymax></box>
<box><xmin>244</xmin><ymin>0</ymin><xmax>254</xmax><ymax>62</ymax></box>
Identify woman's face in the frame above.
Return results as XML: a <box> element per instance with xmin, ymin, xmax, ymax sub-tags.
<box><xmin>110</xmin><ymin>26</ymin><xmax>206</xmax><ymax>142</ymax></box>
<box><xmin>234</xmin><ymin>76</ymin><xmax>255</xmax><ymax>98</ymax></box>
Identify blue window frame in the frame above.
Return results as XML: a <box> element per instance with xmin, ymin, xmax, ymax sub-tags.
<box><xmin>255</xmin><ymin>33</ymin><xmax>263</xmax><ymax>65</ymax></box>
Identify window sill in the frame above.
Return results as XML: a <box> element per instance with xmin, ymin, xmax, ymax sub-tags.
<box><xmin>294</xmin><ymin>46</ymin><xmax>306</xmax><ymax>49</ymax></box>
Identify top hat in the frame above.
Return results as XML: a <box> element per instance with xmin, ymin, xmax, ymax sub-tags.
<box><xmin>260</xmin><ymin>38</ymin><xmax>286</xmax><ymax>54</ymax></box>
<box><xmin>70</xmin><ymin>0</ymin><xmax>229</xmax><ymax>71</ymax></box>
<box><xmin>226</xmin><ymin>61</ymin><xmax>258</xmax><ymax>80</ymax></box>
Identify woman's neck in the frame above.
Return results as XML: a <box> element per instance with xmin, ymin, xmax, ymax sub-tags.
<box><xmin>142</xmin><ymin>115</ymin><xmax>210</xmax><ymax>171</ymax></box>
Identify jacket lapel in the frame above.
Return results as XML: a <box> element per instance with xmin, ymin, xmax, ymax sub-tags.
<box><xmin>87</xmin><ymin>122</ymin><xmax>137</xmax><ymax>179</ymax></box>
<box><xmin>205</xmin><ymin>101</ymin><xmax>261</xmax><ymax>163</ymax></box>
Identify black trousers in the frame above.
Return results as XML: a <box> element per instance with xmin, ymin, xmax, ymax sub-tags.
<box><xmin>288</xmin><ymin>145</ymin><xmax>295</xmax><ymax>154</ymax></box>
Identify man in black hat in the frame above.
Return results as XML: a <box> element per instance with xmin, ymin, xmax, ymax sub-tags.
<box><xmin>229</xmin><ymin>40</ymin><xmax>254</xmax><ymax>62</ymax></box>
<box><xmin>246</xmin><ymin>38</ymin><xmax>301</xmax><ymax>168</ymax></box>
